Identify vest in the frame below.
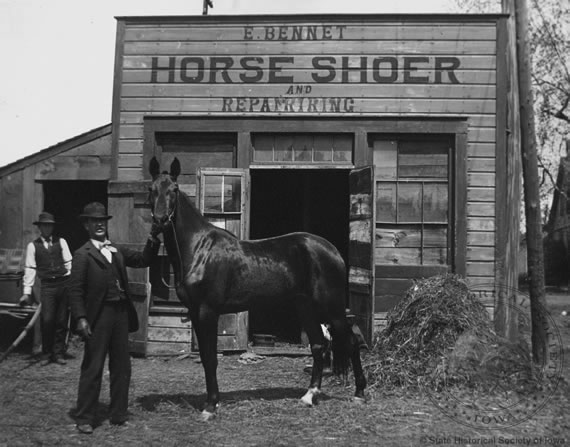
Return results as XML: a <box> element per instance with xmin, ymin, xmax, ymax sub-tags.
<box><xmin>104</xmin><ymin>254</ymin><xmax>127</xmax><ymax>302</ymax></box>
<box><xmin>33</xmin><ymin>237</ymin><xmax>67</xmax><ymax>280</ymax></box>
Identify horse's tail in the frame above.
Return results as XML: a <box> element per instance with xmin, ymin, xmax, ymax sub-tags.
<box><xmin>329</xmin><ymin>318</ymin><xmax>352</xmax><ymax>377</ymax></box>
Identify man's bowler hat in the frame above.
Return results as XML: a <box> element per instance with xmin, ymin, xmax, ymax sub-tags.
<box><xmin>33</xmin><ymin>212</ymin><xmax>56</xmax><ymax>225</ymax></box>
<box><xmin>80</xmin><ymin>202</ymin><xmax>112</xmax><ymax>220</ymax></box>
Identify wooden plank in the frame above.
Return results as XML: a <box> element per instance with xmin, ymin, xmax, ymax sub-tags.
<box><xmin>148</xmin><ymin>326</ymin><xmax>192</xmax><ymax>342</ymax></box>
<box><xmin>468</xmin><ymin>158</ymin><xmax>495</xmax><ymax>172</ymax></box>
<box><xmin>468</xmin><ymin>173</ymin><xmax>495</xmax><ymax>187</ymax></box>
<box><xmin>467</xmin><ymin>231</ymin><xmax>495</xmax><ymax>246</ymax></box>
<box><xmin>124</xmin><ymin>40</ymin><xmax>498</xmax><ymax>55</ymax></box>
<box><xmin>375</xmin><ymin>226</ymin><xmax>447</xmax><ymax>248</ymax></box>
<box><xmin>122</xmin><ymin>84</ymin><xmax>497</xmax><ymax>99</ymax></box>
<box><xmin>0</xmin><ymin>171</ymin><xmax>24</xmax><ymax>248</ymax></box>
<box><xmin>468</xmin><ymin>143</ymin><xmax>495</xmax><ymax>158</ymax></box>
<box><xmin>467</xmin><ymin>203</ymin><xmax>495</xmax><ymax>217</ymax></box>
<box><xmin>35</xmin><ymin>156</ymin><xmax>112</xmax><ymax>181</ymax></box>
<box><xmin>467</xmin><ymin>217</ymin><xmax>495</xmax><ymax>232</ymax></box>
<box><xmin>466</xmin><ymin>261</ymin><xmax>495</xmax><ymax>277</ymax></box>
<box><xmin>112</xmin><ymin>20</ymin><xmax>126</xmax><ymax>181</ymax></box>
<box><xmin>375</xmin><ymin>246</ymin><xmax>447</xmax><ymax>265</ymax></box>
<box><xmin>149</xmin><ymin>315</ymin><xmax>192</xmax><ymax>328</ymax></box>
<box><xmin>123</xmin><ymin>24</ymin><xmax>497</xmax><ymax>42</ymax></box>
<box><xmin>466</xmin><ymin>246</ymin><xmax>495</xmax><ymax>261</ymax></box>
<box><xmin>467</xmin><ymin>187</ymin><xmax>495</xmax><ymax>202</ymax></box>
<box><xmin>146</xmin><ymin>341</ymin><xmax>192</xmax><ymax>356</ymax></box>
<box><xmin>121</xmin><ymin>97</ymin><xmax>496</xmax><ymax>115</ymax></box>
<box><xmin>123</xmin><ymin>68</ymin><xmax>497</xmax><ymax>85</ymax></box>
<box><xmin>63</xmin><ymin>133</ymin><xmax>112</xmax><ymax>157</ymax></box>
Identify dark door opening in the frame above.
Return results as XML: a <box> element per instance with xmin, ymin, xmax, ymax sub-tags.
<box><xmin>43</xmin><ymin>181</ymin><xmax>108</xmax><ymax>253</ymax></box>
<box><xmin>249</xmin><ymin>169</ymin><xmax>349</xmax><ymax>343</ymax></box>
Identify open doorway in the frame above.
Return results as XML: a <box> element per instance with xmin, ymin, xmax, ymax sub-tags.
<box><xmin>42</xmin><ymin>181</ymin><xmax>108</xmax><ymax>253</ymax></box>
<box><xmin>249</xmin><ymin>169</ymin><xmax>349</xmax><ymax>343</ymax></box>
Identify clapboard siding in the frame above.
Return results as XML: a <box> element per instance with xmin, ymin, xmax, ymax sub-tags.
<box><xmin>123</xmin><ymin>68</ymin><xmax>497</xmax><ymax>85</ymax></box>
<box><xmin>114</xmin><ymin>16</ymin><xmax>500</xmax><ymax>300</ymax></box>
<box><xmin>124</xmin><ymin>24</ymin><xmax>497</xmax><ymax>42</ymax></box>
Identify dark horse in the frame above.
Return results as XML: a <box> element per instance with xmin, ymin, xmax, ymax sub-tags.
<box><xmin>148</xmin><ymin>157</ymin><xmax>366</xmax><ymax>419</ymax></box>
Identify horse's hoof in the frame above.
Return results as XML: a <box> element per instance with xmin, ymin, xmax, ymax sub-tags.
<box><xmin>300</xmin><ymin>395</ymin><xmax>314</xmax><ymax>407</ymax></box>
<box><xmin>200</xmin><ymin>410</ymin><xmax>216</xmax><ymax>421</ymax></box>
<box><xmin>353</xmin><ymin>396</ymin><xmax>366</xmax><ymax>404</ymax></box>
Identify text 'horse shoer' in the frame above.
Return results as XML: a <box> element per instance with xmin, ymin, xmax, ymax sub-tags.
<box><xmin>148</xmin><ymin>157</ymin><xmax>366</xmax><ymax>420</ymax></box>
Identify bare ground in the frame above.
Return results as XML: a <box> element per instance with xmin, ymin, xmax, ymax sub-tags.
<box><xmin>1</xmin><ymin>293</ymin><xmax>569</xmax><ymax>447</ymax></box>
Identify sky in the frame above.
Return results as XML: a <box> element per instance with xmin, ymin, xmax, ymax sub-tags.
<box><xmin>0</xmin><ymin>0</ymin><xmax>456</xmax><ymax>168</ymax></box>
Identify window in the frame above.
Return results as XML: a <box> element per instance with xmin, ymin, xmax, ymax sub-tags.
<box><xmin>252</xmin><ymin>133</ymin><xmax>352</xmax><ymax>165</ymax></box>
<box><xmin>373</xmin><ymin>137</ymin><xmax>452</xmax><ymax>266</ymax></box>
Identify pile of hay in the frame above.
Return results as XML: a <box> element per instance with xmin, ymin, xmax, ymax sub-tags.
<box><xmin>365</xmin><ymin>274</ymin><xmax>539</xmax><ymax>391</ymax></box>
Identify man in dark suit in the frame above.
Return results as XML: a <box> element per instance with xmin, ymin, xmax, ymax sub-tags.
<box><xmin>68</xmin><ymin>202</ymin><xmax>160</xmax><ymax>434</ymax></box>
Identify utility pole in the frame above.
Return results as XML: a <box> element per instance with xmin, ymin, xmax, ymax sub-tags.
<box><xmin>203</xmin><ymin>0</ymin><xmax>213</xmax><ymax>15</ymax></box>
<box><xmin>513</xmin><ymin>0</ymin><xmax>549</xmax><ymax>365</ymax></box>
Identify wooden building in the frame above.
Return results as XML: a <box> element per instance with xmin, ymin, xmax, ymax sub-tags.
<box><xmin>107</xmin><ymin>13</ymin><xmax>522</xmax><ymax>355</ymax></box>
<box><xmin>0</xmin><ymin>124</ymin><xmax>112</xmax><ymax>254</ymax></box>
<box><xmin>0</xmin><ymin>125</ymin><xmax>112</xmax><ymax>348</ymax></box>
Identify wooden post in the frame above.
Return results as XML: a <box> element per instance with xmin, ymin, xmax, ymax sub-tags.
<box><xmin>498</xmin><ymin>0</ymin><xmax>522</xmax><ymax>341</ymax></box>
<box><xmin>514</xmin><ymin>0</ymin><xmax>549</xmax><ymax>365</ymax></box>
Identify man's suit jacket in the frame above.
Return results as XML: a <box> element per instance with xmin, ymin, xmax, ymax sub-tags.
<box><xmin>68</xmin><ymin>238</ymin><xmax>160</xmax><ymax>333</ymax></box>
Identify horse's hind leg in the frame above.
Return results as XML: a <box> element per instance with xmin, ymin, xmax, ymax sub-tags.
<box><xmin>350</xmin><ymin>325</ymin><xmax>367</xmax><ymax>402</ymax></box>
<box><xmin>296</xmin><ymin>299</ymin><xmax>325</xmax><ymax>407</ymax></box>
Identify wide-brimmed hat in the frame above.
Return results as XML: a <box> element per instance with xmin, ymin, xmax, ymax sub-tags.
<box><xmin>33</xmin><ymin>212</ymin><xmax>56</xmax><ymax>225</ymax></box>
<box><xmin>80</xmin><ymin>202</ymin><xmax>112</xmax><ymax>220</ymax></box>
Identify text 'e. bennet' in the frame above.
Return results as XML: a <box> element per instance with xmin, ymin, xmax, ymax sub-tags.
<box><xmin>150</xmin><ymin>56</ymin><xmax>461</xmax><ymax>84</ymax></box>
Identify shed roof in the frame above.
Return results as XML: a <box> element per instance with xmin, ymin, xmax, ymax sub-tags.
<box><xmin>0</xmin><ymin>124</ymin><xmax>112</xmax><ymax>178</ymax></box>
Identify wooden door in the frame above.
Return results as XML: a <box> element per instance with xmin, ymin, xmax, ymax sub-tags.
<box><xmin>348</xmin><ymin>166</ymin><xmax>375</xmax><ymax>346</ymax></box>
<box><xmin>196</xmin><ymin>168</ymin><xmax>250</xmax><ymax>352</ymax></box>
<box><xmin>373</xmin><ymin>138</ymin><xmax>452</xmax><ymax>329</ymax></box>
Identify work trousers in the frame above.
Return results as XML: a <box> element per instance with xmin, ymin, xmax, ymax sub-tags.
<box><xmin>40</xmin><ymin>278</ymin><xmax>69</xmax><ymax>357</ymax></box>
<box><xmin>75</xmin><ymin>301</ymin><xmax>131</xmax><ymax>426</ymax></box>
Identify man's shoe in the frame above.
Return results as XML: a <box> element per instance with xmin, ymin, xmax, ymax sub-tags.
<box><xmin>62</xmin><ymin>352</ymin><xmax>75</xmax><ymax>360</ymax></box>
<box><xmin>39</xmin><ymin>354</ymin><xmax>51</xmax><ymax>366</ymax></box>
<box><xmin>76</xmin><ymin>424</ymin><xmax>94</xmax><ymax>434</ymax></box>
<box><xmin>110</xmin><ymin>420</ymin><xmax>130</xmax><ymax>427</ymax></box>
<box><xmin>51</xmin><ymin>356</ymin><xmax>67</xmax><ymax>365</ymax></box>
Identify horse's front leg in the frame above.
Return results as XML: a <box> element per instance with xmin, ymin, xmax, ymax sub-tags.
<box><xmin>194</xmin><ymin>305</ymin><xmax>220</xmax><ymax>421</ymax></box>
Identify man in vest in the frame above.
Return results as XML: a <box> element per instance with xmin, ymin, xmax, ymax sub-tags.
<box><xmin>68</xmin><ymin>202</ymin><xmax>161</xmax><ymax>434</ymax></box>
<box><xmin>19</xmin><ymin>211</ymin><xmax>72</xmax><ymax>365</ymax></box>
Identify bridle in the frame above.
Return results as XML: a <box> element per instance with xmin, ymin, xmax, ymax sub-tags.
<box><xmin>149</xmin><ymin>179</ymin><xmax>184</xmax><ymax>289</ymax></box>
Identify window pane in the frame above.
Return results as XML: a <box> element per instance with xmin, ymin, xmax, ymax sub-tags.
<box><xmin>373</xmin><ymin>140</ymin><xmax>397</xmax><ymax>179</ymax></box>
<box><xmin>224</xmin><ymin>176</ymin><xmax>242</xmax><ymax>212</ymax></box>
<box><xmin>252</xmin><ymin>134</ymin><xmax>274</xmax><ymax>162</ymax></box>
<box><xmin>274</xmin><ymin>135</ymin><xmax>293</xmax><ymax>161</ymax></box>
<box><xmin>398</xmin><ymin>140</ymin><xmax>448</xmax><ymax>178</ymax></box>
<box><xmin>398</xmin><ymin>183</ymin><xmax>422</xmax><ymax>222</ymax></box>
<box><xmin>333</xmin><ymin>135</ymin><xmax>352</xmax><ymax>162</ymax></box>
<box><xmin>203</xmin><ymin>175</ymin><xmax>222</xmax><ymax>212</ymax></box>
<box><xmin>314</xmin><ymin>135</ymin><xmax>333</xmax><ymax>161</ymax></box>
<box><xmin>376</xmin><ymin>183</ymin><xmax>397</xmax><ymax>222</ymax></box>
<box><xmin>294</xmin><ymin>135</ymin><xmax>313</xmax><ymax>162</ymax></box>
<box><xmin>423</xmin><ymin>183</ymin><xmax>448</xmax><ymax>222</ymax></box>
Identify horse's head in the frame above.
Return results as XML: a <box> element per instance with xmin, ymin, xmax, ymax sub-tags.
<box><xmin>148</xmin><ymin>156</ymin><xmax>181</xmax><ymax>230</ymax></box>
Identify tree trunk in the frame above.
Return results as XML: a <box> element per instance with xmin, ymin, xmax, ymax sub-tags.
<box><xmin>514</xmin><ymin>0</ymin><xmax>549</xmax><ymax>365</ymax></box>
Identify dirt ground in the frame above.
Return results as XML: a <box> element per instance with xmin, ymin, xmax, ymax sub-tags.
<box><xmin>1</xmin><ymin>293</ymin><xmax>569</xmax><ymax>447</ymax></box>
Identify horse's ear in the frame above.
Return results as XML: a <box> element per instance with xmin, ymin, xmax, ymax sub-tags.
<box><xmin>170</xmin><ymin>157</ymin><xmax>181</xmax><ymax>181</ymax></box>
<box><xmin>149</xmin><ymin>156</ymin><xmax>160</xmax><ymax>180</ymax></box>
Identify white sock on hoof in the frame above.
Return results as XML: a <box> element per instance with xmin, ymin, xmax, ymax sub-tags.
<box><xmin>201</xmin><ymin>409</ymin><xmax>216</xmax><ymax>421</ymax></box>
<box><xmin>300</xmin><ymin>387</ymin><xmax>320</xmax><ymax>407</ymax></box>
<box><xmin>353</xmin><ymin>396</ymin><xmax>366</xmax><ymax>404</ymax></box>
